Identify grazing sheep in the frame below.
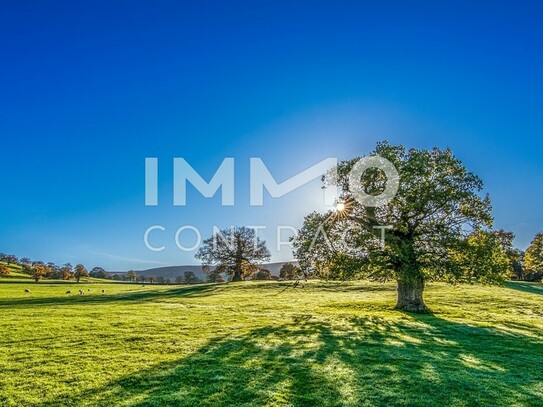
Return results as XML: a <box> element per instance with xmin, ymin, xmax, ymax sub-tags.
<box><xmin>24</xmin><ymin>289</ymin><xmax>31</xmax><ymax>293</ymax></box>
<box><xmin>66</xmin><ymin>290</ymin><xmax>71</xmax><ymax>294</ymax></box>
<box><xmin>78</xmin><ymin>289</ymin><xmax>84</xmax><ymax>295</ymax></box>
<box><xmin>101</xmin><ymin>289</ymin><xmax>105</xmax><ymax>293</ymax></box>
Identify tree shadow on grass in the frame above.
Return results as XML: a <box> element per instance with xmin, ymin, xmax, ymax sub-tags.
<box><xmin>0</xmin><ymin>284</ymin><xmax>220</xmax><ymax>309</ymax></box>
<box><xmin>504</xmin><ymin>281</ymin><xmax>543</xmax><ymax>296</ymax></box>
<box><xmin>42</xmin><ymin>314</ymin><xmax>543</xmax><ymax>407</ymax></box>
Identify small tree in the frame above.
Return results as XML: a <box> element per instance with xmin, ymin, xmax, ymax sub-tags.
<box><xmin>205</xmin><ymin>267</ymin><xmax>223</xmax><ymax>283</ymax></box>
<box><xmin>279</xmin><ymin>263</ymin><xmax>301</xmax><ymax>280</ymax></box>
<box><xmin>0</xmin><ymin>264</ymin><xmax>10</xmax><ymax>276</ymax></box>
<box><xmin>196</xmin><ymin>226</ymin><xmax>271</xmax><ymax>281</ymax></box>
<box><xmin>253</xmin><ymin>269</ymin><xmax>272</xmax><ymax>280</ymax></box>
<box><xmin>74</xmin><ymin>264</ymin><xmax>88</xmax><ymax>283</ymax></box>
<box><xmin>184</xmin><ymin>271</ymin><xmax>201</xmax><ymax>284</ymax></box>
<box><xmin>127</xmin><ymin>270</ymin><xmax>137</xmax><ymax>283</ymax></box>
<box><xmin>524</xmin><ymin>233</ymin><xmax>543</xmax><ymax>281</ymax></box>
<box><xmin>19</xmin><ymin>257</ymin><xmax>32</xmax><ymax>267</ymax></box>
<box><xmin>31</xmin><ymin>264</ymin><xmax>48</xmax><ymax>282</ymax></box>
<box><xmin>61</xmin><ymin>263</ymin><xmax>74</xmax><ymax>280</ymax></box>
<box><xmin>4</xmin><ymin>255</ymin><xmax>17</xmax><ymax>265</ymax></box>
<box><xmin>90</xmin><ymin>267</ymin><xmax>108</xmax><ymax>279</ymax></box>
<box><xmin>47</xmin><ymin>262</ymin><xmax>59</xmax><ymax>279</ymax></box>
<box><xmin>491</xmin><ymin>229</ymin><xmax>525</xmax><ymax>280</ymax></box>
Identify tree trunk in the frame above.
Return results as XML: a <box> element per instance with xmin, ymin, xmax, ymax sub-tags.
<box><xmin>395</xmin><ymin>278</ymin><xmax>431</xmax><ymax>313</ymax></box>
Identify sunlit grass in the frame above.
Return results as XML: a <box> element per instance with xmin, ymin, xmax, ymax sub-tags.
<box><xmin>0</xmin><ymin>280</ymin><xmax>542</xmax><ymax>406</ymax></box>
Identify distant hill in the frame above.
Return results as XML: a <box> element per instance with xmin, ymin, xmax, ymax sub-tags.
<box><xmin>110</xmin><ymin>262</ymin><xmax>298</xmax><ymax>280</ymax></box>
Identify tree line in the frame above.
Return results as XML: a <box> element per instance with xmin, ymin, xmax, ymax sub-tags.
<box><xmin>0</xmin><ymin>253</ymin><xmax>303</xmax><ymax>284</ymax></box>
<box><xmin>0</xmin><ymin>255</ymin><xmax>104</xmax><ymax>282</ymax></box>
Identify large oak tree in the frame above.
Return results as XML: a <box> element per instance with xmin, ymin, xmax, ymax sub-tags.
<box><xmin>293</xmin><ymin>141</ymin><xmax>509</xmax><ymax>313</ymax></box>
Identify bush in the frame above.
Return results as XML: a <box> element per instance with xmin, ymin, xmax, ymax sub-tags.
<box><xmin>253</xmin><ymin>269</ymin><xmax>272</xmax><ymax>280</ymax></box>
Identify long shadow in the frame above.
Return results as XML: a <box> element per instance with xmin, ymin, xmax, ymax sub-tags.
<box><xmin>270</xmin><ymin>281</ymin><xmax>393</xmax><ymax>297</ymax></box>
<box><xmin>0</xmin><ymin>284</ymin><xmax>219</xmax><ymax>308</ymax></box>
<box><xmin>39</xmin><ymin>314</ymin><xmax>543</xmax><ymax>406</ymax></box>
<box><xmin>504</xmin><ymin>281</ymin><xmax>543</xmax><ymax>296</ymax></box>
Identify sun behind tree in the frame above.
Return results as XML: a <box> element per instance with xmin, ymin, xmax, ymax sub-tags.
<box><xmin>293</xmin><ymin>141</ymin><xmax>510</xmax><ymax>313</ymax></box>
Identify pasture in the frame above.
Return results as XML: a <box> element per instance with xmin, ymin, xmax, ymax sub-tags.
<box><xmin>0</xmin><ymin>280</ymin><xmax>542</xmax><ymax>406</ymax></box>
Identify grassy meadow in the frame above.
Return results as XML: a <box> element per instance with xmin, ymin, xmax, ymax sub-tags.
<box><xmin>0</xmin><ymin>277</ymin><xmax>542</xmax><ymax>406</ymax></box>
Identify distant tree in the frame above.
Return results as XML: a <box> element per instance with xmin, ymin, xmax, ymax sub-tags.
<box><xmin>46</xmin><ymin>262</ymin><xmax>59</xmax><ymax>279</ymax></box>
<box><xmin>74</xmin><ymin>264</ymin><xmax>89</xmax><ymax>283</ymax></box>
<box><xmin>31</xmin><ymin>264</ymin><xmax>48</xmax><ymax>282</ymax></box>
<box><xmin>19</xmin><ymin>257</ymin><xmax>32</xmax><ymax>267</ymax></box>
<box><xmin>196</xmin><ymin>226</ymin><xmax>271</xmax><ymax>282</ymax></box>
<box><xmin>253</xmin><ymin>269</ymin><xmax>272</xmax><ymax>280</ymax></box>
<box><xmin>184</xmin><ymin>271</ymin><xmax>201</xmax><ymax>284</ymax></box>
<box><xmin>127</xmin><ymin>270</ymin><xmax>137</xmax><ymax>283</ymax></box>
<box><xmin>203</xmin><ymin>266</ymin><xmax>224</xmax><ymax>283</ymax></box>
<box><xmin>492</xmin><ymin>230</ymin><xmax>525</xmax><ymax>279</ymax></box>
<box><xmin>61</xmin><ymin>263</ymin><xmax>74</xmax><ymax>280</ymax></box>
<box><xmin>0</xmin><ymin>264</ymin><xmax>10</xmax><ymax>276</ymax></box>
<box><xmin>524</xmin><ymin>233</ymin><xmax>543</xmax><ymax>281</ymax></box>
<box><xmin>293</xmin><ymin>142</ymin><xmax>507</xmax><ymax>313</ymax></box>
<box><xmin>205</xmin><ymin>269</ymin><xmax>226</xmax><ymax>283</ymax></box>
<box><xmin>156</xmin><ymin>276</ymin><xmax>165</xmax><ymax>284</ymax></box>
<box><xmin>149</xmin><ymin>276</ymin><xmax>155</xmax><ymax>284</ymax></box>
<box><xmin>90</xmin><ymin>267</ymin><xmax>108</xmax><ymax>279</ymax></box>
<box><xmin>453</xmin><ymin>230</ymin><xmax>510</xmax><ymax>284</ymax></box>
<box><xmin>175</xmin><ymin>275</ymin><xmax>184</xmax><ymax>284</ymax></box>
<box><xmin>4</xmin><ymin>255</ymin><xmax>17</xmax><ymax>265</ymax></box>
<box><xmin>279</xmin><ymin>263</ymin><xmax>301</xmax><ymax>280</ymax></box>
<box><xmin>510</xmin><ymin>251</ymin><xmax>525</xmax><ymax>280</ymax></box>
<box><xmin>21</xmin><ymin>264</ymin><xmax>33</xmax><ymax>275</ymax></box>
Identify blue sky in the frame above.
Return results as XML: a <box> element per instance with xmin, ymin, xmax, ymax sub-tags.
<box><xmin>1</xmin><ymin>1</ymin><xmax>542</xmax><ymax>270</ymax></box>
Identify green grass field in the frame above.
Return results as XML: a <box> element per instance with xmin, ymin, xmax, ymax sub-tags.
<box><xmin>0</xmin><ymin>279</ymin><xmax>542</xmax><ymax>406</ymax></box>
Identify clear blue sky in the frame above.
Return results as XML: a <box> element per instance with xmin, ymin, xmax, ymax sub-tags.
<box><xmin>1</xmin><ymin>1</ymin><xmax>542</xmax><ymax>270</ymax></box>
